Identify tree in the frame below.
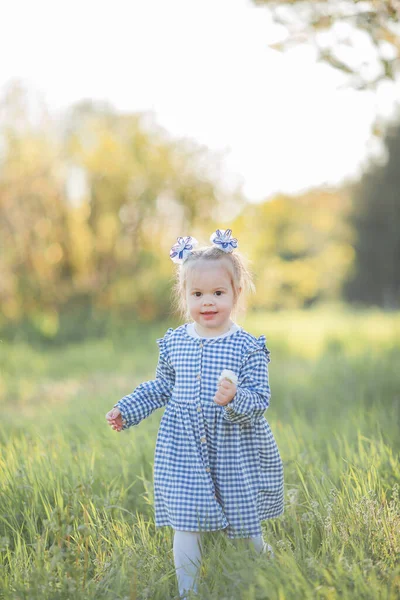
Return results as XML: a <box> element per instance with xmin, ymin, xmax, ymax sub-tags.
<box><xmin>343</xmin><ymin>115</ymin><xmax>400</xmax><ymax>309</ymax></box>
<box><xmin>232</xmin><ymin>188</ymin><xmax>354</xmax><ymax>310</ymax></box>
<box><xmin>0</xmin><ymin>82</ymin><xmax>68</xmax><ymax>334</ymax></box>
<box><xmin>63</xmin><ymin>100</ymin><xmax>242</xmax><ymax>321</ymax></box>
<box><xmin>253</xmin><ymin>0</ymin><xmax>400</xmax><ymax>89</ymax></box>
<box><xmin>0</xmin><ymin>83</ymin><xmax>245</xmax><ymax>339</ymax></box>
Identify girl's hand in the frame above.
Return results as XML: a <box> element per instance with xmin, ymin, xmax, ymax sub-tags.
<box><xmin>213</xmin><ymin>379</ymin><xmax>237</xmax><ymax>406</ymax></box>
<box><xmin>105</xmin><ymin>407</ymin><xmax>123</xmax><ymax>432</ymax></box>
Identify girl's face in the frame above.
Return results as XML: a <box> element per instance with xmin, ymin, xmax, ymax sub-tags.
<box><xmin>185</xmin><ymin>259</ymin><xmax>238</xmax><ymax>337</ymax></box>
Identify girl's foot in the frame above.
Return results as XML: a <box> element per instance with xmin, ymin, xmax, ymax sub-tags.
<box><xmin>262</xmin><ymin>542</ymin><xmax>275</xmax><ymax>559</ymax></box>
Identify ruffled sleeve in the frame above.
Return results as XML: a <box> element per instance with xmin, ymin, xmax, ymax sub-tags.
<box><xmin>114</xmin><ymin>327</ymin><xmax>176</xmax><ymax>430</ymax></box>
<box><xmin>156</xmin><ymin>327</ymin><xmax>175</xmax><ymax>366</ymax></box>
<box><xmin>242</xmin><ymin>335</ymin><xmax>271</xmax><ymax>364</ymax></box>
<box><xmin>222</xmin><ymin>335</ymin><xmax>271</xmax><ymax>424</ymax></box>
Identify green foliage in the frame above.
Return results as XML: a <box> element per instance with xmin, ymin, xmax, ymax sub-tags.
<box><xmin>1</xmin><ymin>308</ymin><xmax>399</xmax><ymax>598</ymax></box>
<box><xmin>344</xmin><ymin>117</ymin><xmax>400</xmax><ymax>309</ymax></box>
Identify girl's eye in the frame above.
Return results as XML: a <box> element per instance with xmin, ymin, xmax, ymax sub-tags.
<box><xmin>192</xmin><ymin>291</ymin><xmax>223</xmax><ymax>297</ymax></box>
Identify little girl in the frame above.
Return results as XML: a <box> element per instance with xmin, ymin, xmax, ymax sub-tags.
<box><xmin>106</xmin><ymin>229</ymin><xmax>284</xmax><ymax>599</ymax></box>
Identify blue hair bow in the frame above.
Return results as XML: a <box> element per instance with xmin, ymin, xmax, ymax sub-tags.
<box><xmin>169</xmin><ymin>236</ymin><xmax>199</xmax><ymax>264</ymax></box>
<box><xmin>210</xmin><ymin>229</ymin><xmax>238</xmax><ymax>253</ymax></box>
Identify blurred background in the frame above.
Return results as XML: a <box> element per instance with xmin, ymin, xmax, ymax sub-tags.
<box><xmin>1</xmin><ymin>3</ymin><xmax>400</xmax><ymax>598</ymax></box>
<box><xmin>1</xmin><ymin>0</ymin><xmax>399</xmax><ymax>344</ymax></box>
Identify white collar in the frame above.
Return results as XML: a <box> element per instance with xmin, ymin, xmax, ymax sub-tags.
<box><xmin>186</xmin><ymin>321</ymin><xmax>240</xmax><ymax>339</ymax></box>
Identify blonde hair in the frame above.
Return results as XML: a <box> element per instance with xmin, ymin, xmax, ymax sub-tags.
<box><xmin>171</xmin><ymin>245</ymin><xmax>256</xmax><ymax>322</ymax></box>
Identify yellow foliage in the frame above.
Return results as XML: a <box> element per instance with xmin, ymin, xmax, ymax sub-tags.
<box><xmin>44</xmin><ymin>243</ymin><xmax>63</xmax><ymax>265</ymax></box>
<box><xmin>233</xmin><ymin>188</ymin><xmax>354</xmax><ymax>309</ymax></box>
<box><xmin>2</xmin><ymin>298</ymin><xmax>21</xmax><ymax>320</ymax></box>
<box><xmin>0</xmin><ymin>88</ymin><xmax>360</xmax><ymax>331</ymax></box>
<box><xmin>95</xmin><ymin>212</ymin><xmax>119</xmax><ymax>254</ymax></box>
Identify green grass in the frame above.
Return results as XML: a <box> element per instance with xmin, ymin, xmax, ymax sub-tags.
<box><xmin>1</xmin><ymin>305</ymin><xmax>400</xmax><ymax>599</ymax></box>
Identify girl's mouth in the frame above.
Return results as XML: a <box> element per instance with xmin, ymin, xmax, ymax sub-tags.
<box><xmin>202</xmin><ymin>312</ymin><xmax>217</xmax><ymax>317</ymax></box>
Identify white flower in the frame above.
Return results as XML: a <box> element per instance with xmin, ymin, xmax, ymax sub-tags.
<box><xmin>218</xmin><ymin>369</ymin><xmax>238</xmax><ymax>385</ymax></box>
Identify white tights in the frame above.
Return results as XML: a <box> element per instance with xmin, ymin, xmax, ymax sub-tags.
<box><xmin>173</xmin><ymin>530</ymin><xmax>267</xmax><ymax>599</ymax></box>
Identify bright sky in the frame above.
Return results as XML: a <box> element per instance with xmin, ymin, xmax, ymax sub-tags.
<box><xmin>1</xmin><ymin>0</ymin><xmax>399</xmax><ymax>202</ymax></box>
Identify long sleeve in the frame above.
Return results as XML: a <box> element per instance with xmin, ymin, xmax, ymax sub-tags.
<box><xmin>222</xmin><ymin>340</ymin><xmax>271</xmax><ymax>425</ymax></box>
<box><xmin>114</xmin><ymin>329</ymin><xmax>175</xmax><ymax>430</ymax></box>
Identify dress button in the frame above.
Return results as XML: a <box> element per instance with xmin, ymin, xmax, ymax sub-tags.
<box><xmin>214</xmin><ymin>494</ymin><xmax>217</xmax><ymax>499</ymax></box>
<box><xmin>196</xmin><ymin>374</ymin><xmax>201</xmax><ymax>380</ymax></box>
<box><xmin>205</xmin><ymin>467</ymin><xmax>210</xmax><ymax>472</ymax></box>
<box><xmin>197</xmin><ymin>406</ymin><xmax>201</xmax><ymax>412</ymax></box>
<box><xmin>199</xmin><ymin>343</ymin><xmax>203</xmax><ymax>348</ymax></box>
<box><xmin>200</xmin><ymin>436</ymin><xmax>206</xmax><ymax>443</ymax></box>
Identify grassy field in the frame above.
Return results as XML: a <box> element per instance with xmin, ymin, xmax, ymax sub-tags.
<box><xmin>1</xmin><ymin>305</ymin><xmax>400</xmax><ymax>599</ymax></box>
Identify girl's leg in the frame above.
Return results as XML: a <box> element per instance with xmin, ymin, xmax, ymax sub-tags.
<box><xmin>173</xmin><ymin>530</ymin><xmax>203</xmax><ymax>598</ymax></box>
<box><xmin>249</xmin><ymin>534</ymin><xmax>265</xmax><ymax>553</ymax></box>
<box><xmin>250</xmin><ymin>534</ymin><xmax>275</xmax><ymax>557</ymax></box>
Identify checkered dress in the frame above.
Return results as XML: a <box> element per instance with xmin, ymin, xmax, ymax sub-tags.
<box><xmin>115</xmin><ymin>324</ymin><xmax>284</xmax><ymax>539</ymax></box>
